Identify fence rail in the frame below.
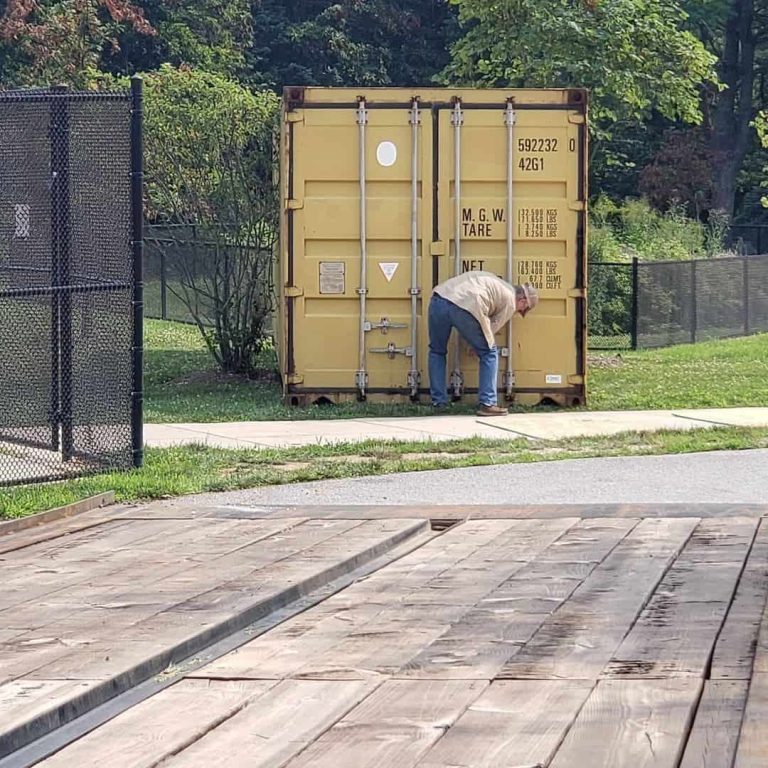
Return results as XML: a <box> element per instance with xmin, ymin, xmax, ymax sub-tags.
<box><xmin>589</xmin><ymin>253</ymin><xmax>768</xmax><ymax>350</ymax></box>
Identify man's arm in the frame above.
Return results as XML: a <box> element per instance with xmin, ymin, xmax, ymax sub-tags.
<box><xmin>490</xmin><ymin>306</ymin><xmax>515</xmax><ymax>336</ymax></box>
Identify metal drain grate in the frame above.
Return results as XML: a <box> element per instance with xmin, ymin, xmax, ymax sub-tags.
<box><xmin>430</xmin><ymin>518</ymin><xmax>462</xmax><ymax>532</ymax></box>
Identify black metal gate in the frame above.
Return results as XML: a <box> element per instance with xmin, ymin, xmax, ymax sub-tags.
<box><xmin>0</xmin><ymin>81</ymin><xmax>143</xmax><ymax>487</ymax></box>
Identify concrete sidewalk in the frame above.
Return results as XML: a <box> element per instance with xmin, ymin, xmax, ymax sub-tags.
<box><xmin>145</xmin><ymin>406</ymin><xmax>768</xmax><ymax>449</ymax></box>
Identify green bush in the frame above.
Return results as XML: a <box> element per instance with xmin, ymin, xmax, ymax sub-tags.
<box><xmin>590</xmin><ymin>197</ymin><xmax>729</xmax><ymax>263</ymax></box>
<box><xmin>135</xmin><ymin>66</ymin><xmax>280</xmax><ymax>375</ymax></box>
<box><xmin>587</xmin><ymin>197</ymin><xmax>731</xmax><ymax>345</ymax></box>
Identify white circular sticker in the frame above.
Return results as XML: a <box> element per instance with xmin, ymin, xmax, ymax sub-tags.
<box><xmin>376</xmin><ymin>141</ymin><xmax>397</xmax><ymax>167</ymax></box>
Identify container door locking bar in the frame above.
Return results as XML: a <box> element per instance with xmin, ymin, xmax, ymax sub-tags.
<box><xmin>450</xmin><ymin>98</ymin><xmax>464</xmax><ymax>399</ymax></box>
<box><xmin>503</xmin><ymin>98</ymin><xmax>517</xmax><ymax>400</ymax></box>
<box><xmin>356</xmin><ymin>97</ymin><xmax>369</xmax><ymax>399</ymax></box>
<box><xmin>364</xmin><ymin>317</ymin><xmax>407</xmax><ymax>334</ymax></box>
<box><xmin>408</xmin><ymin>97</ymin><xmax>422</xmax><ymax>398</ymax></box>
<box><xmin>371</xmin><ymin>342</ymin><xmax>413</xmax><ymax>360</ymax></box>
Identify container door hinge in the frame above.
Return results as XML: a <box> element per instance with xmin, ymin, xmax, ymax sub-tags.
<box><xmin>286</xmin><ymin>111</ymin><xmax>304</xmax><ymax>123</ymax></box>
<box><xmin>568</xmin><ymin>113</ymin><xmax>586</xmax><ymax>124</ymax></box>
<box><xmin>370</xmin><ymin>343</ymin><xmax>412</xmax><ymax>360</ymax></box>
<box><xmin>568</xmin><ymin>374</ymin><xmax>585</xmax><ymax>385</ymax></box>
<box><xmin>286</xmin><ymin>199</ymin><xmax>304</xmax><ymax>210</ymax></box>
<box><xmin>284</xmin><ymin>286</ymin><xmax>304</xmax><ymax>298</ymax></box>
<box><xmin>567</xmin><ymin>288</ymin><xmax>586</xmax><ymax>299</ymax></box>
<box><xmin>286</xmin><ymin>374</ymin><xmax>304</xmax><ymax>384</ymax></box>
<box><xmin>502</xmin><ymin>370</ymin><xmax>516</xmax><ymax>389</ymax></box>
<box><xmin>363</xmin><ymin>317</ymin><xmax>408</xmax><ymax>334</ymax></box>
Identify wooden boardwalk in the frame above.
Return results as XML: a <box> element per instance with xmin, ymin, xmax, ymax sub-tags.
<box><xmin>1</xmin><ymin>503</ymin><xmax>767</xmax><ymax>767</ymax></box>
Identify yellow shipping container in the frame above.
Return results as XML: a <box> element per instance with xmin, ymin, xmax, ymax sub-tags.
<box><xmin>278</xmin><ymin>87</ymin><xmax>588</xmax><ymax>407</ymax></box>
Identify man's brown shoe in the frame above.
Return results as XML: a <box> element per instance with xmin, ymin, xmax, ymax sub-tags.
<box><xmin>477</xmin><ymin>404</ymin><xmax>508</xmax><ymax>417</ymax></box>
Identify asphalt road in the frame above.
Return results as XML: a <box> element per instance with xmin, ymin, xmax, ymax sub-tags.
<box><xmin>174</xmin><ymin>449</ymin><xmax>768</xmax><ymax>507</ymax></box>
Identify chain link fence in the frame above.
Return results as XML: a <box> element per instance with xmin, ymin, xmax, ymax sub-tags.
<box><xmin>590</xmin><ymin>253</ymin><xmax>768</xmax><ymax>350</ymax></box>
<box><xmin>144</xmin><ymin>224</ymin><xmax>276</xmax><ymax>337</ymax></box>
<box><xmin>0</xmin><ymin>84</ymin><xmax>143</xmax><ymax>487</ymax></box>
<box><xmin>729</xmin><ymin>224</ymin><xmax>768</xmax><ymax>255</ymax></box>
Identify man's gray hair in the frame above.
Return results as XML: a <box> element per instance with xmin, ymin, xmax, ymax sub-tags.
<box><xmin>516</xmin><ymin>283</ymin><xmax>539</xmax><ymax>309</ymax></box>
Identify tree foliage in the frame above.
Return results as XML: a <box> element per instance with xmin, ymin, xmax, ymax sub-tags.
<box><xmin>139</xmin><ymin>66</ymin><xmax>280</xmax><ymax>374</ymax></box>
<box><xmin>107</xmin><ymin>0</ymin><xmax>252</xmax><ymax>77</ymax></box>
<box><xmin>0</xmin><ymin>0</ymin><xmax>153</xmax><ymax>86</ymax></box>
<box><xmin>444</xmin><ymin>0</ymin><xmax>718</xmax><ymax>130</ymax></box>
<box><xmin>639</xmin><ymin>129</ymin><xmax>717</xmax><ymax>217</ymax></box>
<box><xmin>247</xmin><ymin>0</ymin><xmax>459</xmax><ymax>88</ymax></box>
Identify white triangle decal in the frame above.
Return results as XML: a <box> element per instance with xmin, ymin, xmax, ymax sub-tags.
<box><xmin>379</xmin><ymin>262</ymin><xmax>399</xmax><ymax>282</ymax></box>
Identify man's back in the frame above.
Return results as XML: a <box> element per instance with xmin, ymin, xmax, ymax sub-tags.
<box><xmin>433</xmin><ymin>271</ymin><xmax>517</xmax><ymax>346</ymax></box>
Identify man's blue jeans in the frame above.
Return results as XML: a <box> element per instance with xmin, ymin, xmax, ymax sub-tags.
<box><xmin>428</xmin><ymin>293</ymin><xmax>499</xmax><ymax>407</ymax></box>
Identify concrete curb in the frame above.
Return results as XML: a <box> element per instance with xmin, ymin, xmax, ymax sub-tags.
<box><xmin>0</xmin><ymin>518</ymin><xmax>429</xmax><ymax>760</ymax></box>
<box><xmin>0</xmin><ymin>492</ymin><xmax>115</xmax><ymax>536</ymax></box>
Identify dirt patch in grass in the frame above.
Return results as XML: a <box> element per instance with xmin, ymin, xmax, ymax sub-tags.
<box><xmin>588</xmin><ymin>354</ymin><xmax>625</xmax><ymax>369</ymax></box>
<box><xmin>401</xmin><ymin>451</ymin><xmax>474</xmax><ymax>461</ymax></box>
<box><xmin>172</xmin><ymin>369</ymin><xmax>279</xmax><ymax>387</ymax></box>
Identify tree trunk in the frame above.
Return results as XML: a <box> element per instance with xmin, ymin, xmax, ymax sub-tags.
<box><xmin>710</xmin><ymin>0</ymin><xmax>755</xmax><ymax>219</ymax></box>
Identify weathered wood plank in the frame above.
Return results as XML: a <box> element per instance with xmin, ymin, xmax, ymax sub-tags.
<box><xmin>679</xmin><ymin>680</ymin><xmax>749</xmax><ymax>768</ymax></box>
<box><xmin>549</xmin><ymin>679</ymin><xmax>702</xmax><ymax>768</ymax></box>
<box><xmin>416</xmin><ymin>680</ymin><xmax>594</xmax><ymax>768</ymax></box>
<box><xmin>160</xmin><ymin>679</ymin><xmax>378</xmax><ymax>768</ymax></box>
<box><xmin>734</xmin><ymin>596</ymin><xmax>768</xmax><ymax>767</ymax></box>
<box><xmin>254</xmin><ymin>503</ymin><xmax>768</xmax><ymax>521</ymax></box>
<box><xmin>0</xmin><ymin>492</ymin><xmax>114</xmax><ymax>540</ymax></box>
<box><xmin>291</xmin><ymin>519</ymin><xmax>578</xmax><ymax>679</ymax></box>
<box><xmin>2</xmin><ymin>519</ymin><xmax>316</xmax><ymax>679</ymax></box>
<box><xmin>0</xmin><ymin>678</ymin><xmax>101</xmax><ymax>745</ymax></box>
<box><xmin>282</xmin><ymin>680</ymin><xmax>487</xmax><ymax>768</ymax></box>
<box><xmin>194</xmin><ymin>521</ymin><xmax>517</xmax><ymax>680</ymax></box>
<box><xmin>604</xmin><ymin>518</ymin><xmax>756</xmax><ymax>678</ymax></box>
<box><xmin>0</xmin><ymin>517</ymin><xmax>293</xmax><ymax>615</ymax></box>
<box><xmin>402</xmin><ymin>519</ymin><xmax>637</xmax><ymax>679</ymax></box>
<box><xmin>734</xmin><ymin>673</ymin><xmax>768</xmax><ymax>768</ymax></box>
<box><xmin>500</xmin><ymin>518</ymin><xmax>699</xmax><ymax>680</ymax></box>
<box><xmin>35</xmin><ymin>679</ymin><xmax>276</xmax><ymax>768</ymax></box>
<box><xmin>25</xmin><ymin>521</ymin><xmax>422</xmax><ymax>682</ymax></box>
<box><xmin>713</xmin><ymin>520</ymin><xmax>768</xmax><ymax>679</ymax></box>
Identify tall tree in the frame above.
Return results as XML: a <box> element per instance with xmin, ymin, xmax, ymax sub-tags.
<box><xmin>0</xmin><ymin>0</ymin><xmax>153</xmax><ymax>86</ymax></box>
<box><xmin>247</xmin><ymin>0</ymin><xmax>459</xmax><ymax>89</ymax></box>
<box><xmin>688</xmin><ymin>0</ymin><xmax>760</xmax><ymax>217</ymax></box>
<box><xmin>444</xmin><ymin>0</ymin><xmax>718</xmax><ymax>133</ymax></box>
<box><xmin>107</xmin><ymin>0</ymin><xmax>252</xmax><ymax>77</ymax></box>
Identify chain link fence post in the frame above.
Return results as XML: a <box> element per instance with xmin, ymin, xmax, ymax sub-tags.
<box><xmin>630</xmin><ymin>257</ymin><xmax>639</xmax><ymax>350</ymax></box>
<box><xmin>131</xmin><ymin>77</ymin><xmax>145</xmax><ymax>470</ymax></box>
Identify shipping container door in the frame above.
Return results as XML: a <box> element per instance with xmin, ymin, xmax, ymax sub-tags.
<box><xmin>428</xmin><ymin>100</ymin><xmax>586</xmax><ymax>404</ymax></box>
<box><xmin>288</xmin><ymin>100</ymin><xmax>429</xmax><ymax>398</ymax></box>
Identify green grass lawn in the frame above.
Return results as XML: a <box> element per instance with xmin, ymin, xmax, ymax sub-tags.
<box><xmin>146</xmin><ymin>319</ymin><xmax>768</xmax><ymax>422</ymax></box>
<box><xmin>589</xmin><ymin>333</ymin><xmax>768</xmax><ymax>410</ymax></box>
<box><xmin>3</xmin><ymin>426</ymin><xmax>767</xmax><ymax>519</ymax></box>
<box><xmin>146</xmin><ymin>320</ymin><xmax>479</xmax><ymax>422</ymax></box>
<box><xmin>4</xmin><ymin>322</ymin><xmax>765</xmax><ymax>520</ymax></box>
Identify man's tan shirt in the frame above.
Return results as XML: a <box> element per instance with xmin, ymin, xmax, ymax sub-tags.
<box><xmin>433</xmin><ymin>271</ymin><xmax>519</xmax><ymax>348</ymax></box>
